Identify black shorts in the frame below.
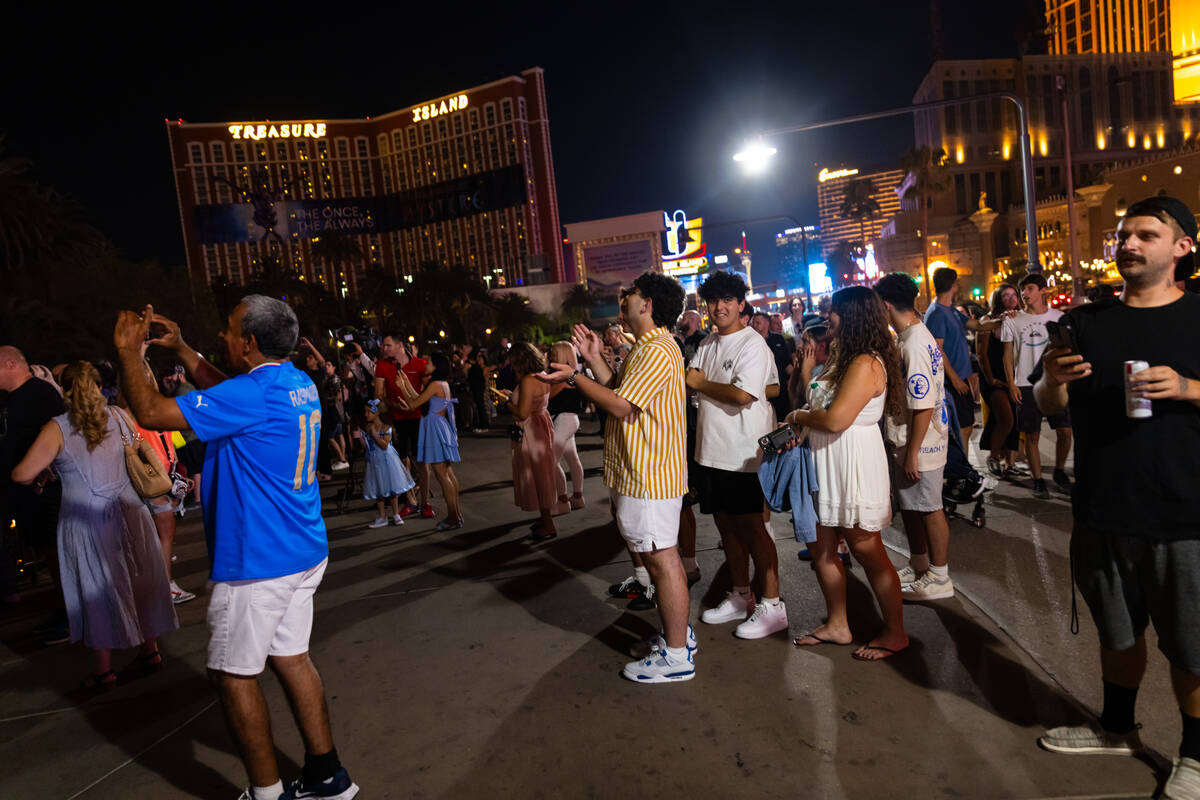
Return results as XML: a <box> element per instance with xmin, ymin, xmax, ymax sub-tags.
<box><xmin>1072</xmin><ymin>528</ymin><xmax>1200</xmax><ymax>674</ymax></box>
<box><xmin>176</xmin><ymin>440</ymin><xmax>206</xmax><ymax>476</ymax></box>
<box><xmin>1017</xmin><ymin>386</ymin><xmax>1070</xmax><ymax>433</ymax></box>
<box><xmin>948</xmin><ymin>382</ymin><xmax>975</xmax><ymax>428</ymax></box>
<box><xmin>393</xmin><ymin>418</ymin><xmax>421</xmax><ymax>462</ymax></box>
<box><xmin>695</xmin><ymin>464</ymin><xmax>765</xmax><ymax>516</ymax></box>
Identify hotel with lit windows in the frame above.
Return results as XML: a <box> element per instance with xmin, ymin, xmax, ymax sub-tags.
<box><xmin>166</xmin><ymin>68</ymin><xmax>563</xmax><ymax>298</ymax></box>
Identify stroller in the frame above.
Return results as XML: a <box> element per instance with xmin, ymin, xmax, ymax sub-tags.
<box><xmin>941</xmin><ymin>395</ymin><xmax>994</xmax><ymax>528</ymax></box>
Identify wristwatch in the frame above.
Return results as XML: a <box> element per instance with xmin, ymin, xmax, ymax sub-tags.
<box><xmin>566</xmin><ymin>369</ymin><xmax>579</xmax><ymax>387</ymax></box>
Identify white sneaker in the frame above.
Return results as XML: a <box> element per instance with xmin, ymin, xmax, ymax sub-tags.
<box><xmin>631</xmin><ymin>624</ymin><xmax>698</xmax><ymax>658</ymax></box>
<box><xmin>1164</xmin><ymin>756</ymin><xmax>1200</xmax><ymax>799</ymax></box>
<box><xmin>896</xmin><ymin>565</ymin><xmax>920</xmax><ymax>585</ymax></box>
<box><xmin>622</xmin><ymin>648</ymin><xmax>695</xmax><ymax>684</ymax></box>
<box><xmin>367</xmin><ymin>517</ymin><xmax>388</xmax><ymax>529</ymax></box>
<box><xmin>332</xmin><ymin>460</ymin><xmax>349</xmax><ymax>472</ymax></box>
<box><xmin>391</xmin><ymin>514</ymin><xmax>404</xmax><ymax>526</ymax></box>
<box><xmin>902</xmin><ymin>572</ymin><xmax>955</xmax><ymax>600</ymax></box>
<box><xmin>701</xmin><ymin>591</ymin><xmax>751</xmax><ymax>624</ymax></box>
<box><xmin>735</xmin><ymin>600</ymin><xmax>789</xmax><ymax>639</ymax></box>
<box><xmin>1038</xmin><ymin>720</ymin><xmax>1144</xmax><ymax>756</ymax></box>
<box><xmin>169</xmin><ymin>581</ymin><xmax>196</xmax><ymax>604</ymax></box>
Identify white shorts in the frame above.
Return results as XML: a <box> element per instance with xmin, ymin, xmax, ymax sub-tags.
<box><xmin>609</xmin><ymin>490</ymin><xmax>682</xmax><ymax>553</ymax></box>
<box><xmin>207</xmin><ymin>558</ymin><xmax>328</xmax><ymax>676</ymax></box>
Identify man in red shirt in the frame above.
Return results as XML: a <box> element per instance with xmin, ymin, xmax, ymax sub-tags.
<box><xmin>374</xmin><ymin>334</ymin><xmax>429</xmax><ymax>517</ymax></box>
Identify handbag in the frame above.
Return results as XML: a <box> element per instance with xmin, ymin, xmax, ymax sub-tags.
<box><xmin>111</xmin><ymin>408</ymin><xmax>173</xmax><ymax>499</ymax></box>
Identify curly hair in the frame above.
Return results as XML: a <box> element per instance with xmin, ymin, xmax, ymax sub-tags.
<box><xmin>508</xmin><ymin>342</ymin><xmax>546</xmax><ymax>376</ymax></box>
<box><xmin>698</xmin><ymin>270</ymin><xmax>748</xmax><ymax>303</ymax></box>
<box><xmin>631</xmin><ymin>271</ymin><xmax>686</xmax><ymax>328</ymax></box>
<box><xmin>60</xmin><ymin>361</ymin><xmax>111</xmax><ymax>451</ymax></box>
<box><xmin>825</xmin><ymin>286</ymin><xmax>905</xmax><ymax>419</ymax></box>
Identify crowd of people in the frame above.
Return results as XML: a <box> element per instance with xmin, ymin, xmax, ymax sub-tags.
<box><xmin>3</xmin><ymin>194</ymin><xmax>1200</xmax><ymax>798</ymax></box>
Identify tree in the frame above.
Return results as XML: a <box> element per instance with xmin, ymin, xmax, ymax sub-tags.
<box><xmin>393</xmin><ymin>262</ymin><xmax>491</xmax><ymax>342</ymax></box>
<box><xmin>490</xmin><ymin>292</ymin><xmax>537</xmax><ymax>340</ymax></box>
<box><xmin>310</xmin><ymin>232</ymin><xmax>363</xmax><ymax>319</ymax></box>
<box><xmin>899</xmin><ymin>146</ymin><xmax>948</xmax><ymax>304</ymax></box>
<box><xmin>562</xmin><ymin>283</ymin><xmax>597</xmax><ymax>323</ymax></box>
<box><xmin>839</xmin><ymin>177</ymin><xmax>881</xmax><ymax>262</ymax></box>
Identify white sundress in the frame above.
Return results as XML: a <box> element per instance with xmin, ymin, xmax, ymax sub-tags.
<box><xmin>806</xmin><ymin>362</ymin><xmax>892</xmax><ymax>531</ymax></box>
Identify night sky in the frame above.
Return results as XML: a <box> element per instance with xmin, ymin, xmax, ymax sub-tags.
<box><xmin>7</xmin><ymin>1</ymin><xmax>1041</xmax><ymax>288</ymax></box>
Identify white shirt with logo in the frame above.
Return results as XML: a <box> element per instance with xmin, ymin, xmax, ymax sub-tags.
<box><xmin>1000</xmin><ymin>308</ymin><xmax>1062</xmax><ymax>386</ymax></box>
<box><xmin>885</xmin><ymin>322</ymin><xmax>948</xmax><ymax>471</ymax></box>
<box><xmin>692</xmin><ymin>326</ymin><xmax>774</xmax><ymax>473</ymax></box>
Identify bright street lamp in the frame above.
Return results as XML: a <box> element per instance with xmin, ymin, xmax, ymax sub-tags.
<box><xmin>732</xmin><ymin>140</ymin><xmax>778</xmax><ymax>174</ymax></box>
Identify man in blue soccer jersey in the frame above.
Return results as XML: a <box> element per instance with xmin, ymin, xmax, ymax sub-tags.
<box><xmin>115</xmin><ymin>296</ymin><xmax>357</xmax><ymax>800</ymax></box>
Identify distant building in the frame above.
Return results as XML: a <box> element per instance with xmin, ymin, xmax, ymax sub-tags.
<box><xmin>774</xmin><ymin>225</ymin><xmax>821</xmax><ymax>287</ymax></box>
<box><xmin>166</xmin><ymin>68</ymin><xmax>563</xmax><ymax>299</ymax></box>
<box><xmin>815</xmin><ymin>166</ymin><xmax>905</xmax><ymax>263</ymax></box>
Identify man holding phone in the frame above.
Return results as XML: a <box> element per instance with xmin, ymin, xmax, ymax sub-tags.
<box><xmin>1034</xmin><ymin>196</ymin><xmax>1200</xmax><ymax>797</ymax></box>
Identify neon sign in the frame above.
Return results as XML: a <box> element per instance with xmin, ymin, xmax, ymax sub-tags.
<box><xmin>228</xmin><ymin>122</ymin><xmax>326</xmax><ymax>140</ymax></box>
<box><xmin>662</xmin><ymin>209</ymin><xmax>707</xmax><ymax>274</ymax></box>
<box><xmin>818</xmin><ymin>167</ymin><xmax>859</xmax><ymax>182</ymax></box>
<box><xmin>412</xmin><ymin>94</ymin><xmax>469</xmax><ymax>122</ymax></box>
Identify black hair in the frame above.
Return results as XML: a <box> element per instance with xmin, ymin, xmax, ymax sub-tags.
<box><xmin>932</xmin><ymin>267</ymin><xmax>958</xmax><ymax>295</ymax></box>
<box><xmin>1018</xmin><ymin>273</ymin><xmax>1047</xmax><ymax>290</ymax></box>
<box><xmin>988</xmin><ymin>284</ymin><xmax>1018</xmax><ymax>317</ymax></box>
<box><xmin>631</xmin><ymin>271</ymin><xmax>686</xmax><ymax>329</ymax></box>
<box><xmin>429</xmin><ymin>351</ymin><xmax>451</xmax><ymax>381</ymax></box>
<box><xmin>872</xmin><ymin>272</ymin><xmax>919</xmax><ymax>312</ymax></box>
<box><xmin>752</xmin><ymin>310</ymin><xmax>772</xmax><ymax>321</ymax></box>
<box><xmin>698</xmin><ymin>270</ymin><xmax>748</xmax><ymax>303</ymax></box>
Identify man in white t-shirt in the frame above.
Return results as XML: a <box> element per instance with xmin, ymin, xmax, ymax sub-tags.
<box><xmin>1002</xmin><ymin>273</ymin><xmax>1073</xmax><ymax>500</ymax></box>
<box><xmin>875</xmin><ymin>274</ymin><xmax>954</xmax><ymax>600</ymax></box>
<box><xmin>687</xmin><ymin>271</ymin><xmax>786</xmax><ymax>640</ymax></box>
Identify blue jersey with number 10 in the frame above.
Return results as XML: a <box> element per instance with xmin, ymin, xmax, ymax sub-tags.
<box><xmin>177</xmin><ymin>361</ymin><xmax>328</xmax><ymax>581</ymax></box>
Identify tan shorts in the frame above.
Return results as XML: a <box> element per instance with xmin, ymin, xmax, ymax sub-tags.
<box><xmin>206</xmin><ymin>558</ymin><xmax>327</xmax><ymax>676</ymax></box>
<box><xmin>609</xmin><ymin>490</ymin><xmax>682</xmax><ymax>553</ymax></box>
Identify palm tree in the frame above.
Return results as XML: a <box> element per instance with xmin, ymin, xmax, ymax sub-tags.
<box><xmin>838</xmin><ymin>176</ymin><xmax>881</xmax><ymax>263</ymax></box>
<box><xmin>310</xmin><ymin>232</ymin><xmax>362</xmax><ymax>319</ymax></box>
<box><xmin>490</xmin><ymin>293</ymin><xmax>537</xmax><ymax>340</ymax></box>
<box><xmin>899</xmin><ymin>146</ymin><xmax>948</xmax><ymax>303</ymax></box>
<box><xmin>393</xmin><ymin>262</ymin><xmax>491</xmax><ymax>342</ymax></box>
<box><xmin>562</xmin><ymin>283</ymin><xmax>597</xmax><ymax>323</ymax></box>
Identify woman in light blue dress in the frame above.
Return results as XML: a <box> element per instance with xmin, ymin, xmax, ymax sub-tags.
<box><xmin>12</xmin><ymin>362</ymin><xmax>178</xmax><ymax>689</ymax></box>
<box><xmin>397</xmin><ymin>352</ymin><xmax>464</xmax><ymax>531</ymax></box>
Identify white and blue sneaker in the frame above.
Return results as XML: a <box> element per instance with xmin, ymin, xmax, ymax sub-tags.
<box><xmin>630</xmin><ymin>624</ymin><xmax>698</xmax><ymax>658</ymax></box>
<box><xmin>622</xmin><ymin>648</ymin><xmax>696</xmax><ymax>684</ymax></box>
<box><xmin>283</xmin><ymin>767</ymin><xmax>359</xmax><ymax>799</ymax></box>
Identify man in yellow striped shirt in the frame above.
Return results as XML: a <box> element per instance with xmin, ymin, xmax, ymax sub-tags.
<box><xmin>540</xmin><ymin>271</ymin><xmax>693</xmax><ymax>683</ymax></box>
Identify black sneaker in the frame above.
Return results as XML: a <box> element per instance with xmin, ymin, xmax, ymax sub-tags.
<box><xmin>282</xmin><ymin>766</ymin><xmax>359</xmax><ymax>799</ymax></box>
<box><xmin>608</xmin><ymin>576</ymin><xmax>643</xmax><ymax>599</ymax></box>
<box><xmin>627</xmin><ymin>583</ymin><xmax>656</xmax><ymax>611</ymax></box>
<box><xmin>1053</xmin><ymin>468</ymin><xmax>1074</xmax><ymax>493</ymax></box>
<box><xmin>1032</xmin><ymin>479</ymin><xmax>1050</xmax><ymax>500</ymax></box>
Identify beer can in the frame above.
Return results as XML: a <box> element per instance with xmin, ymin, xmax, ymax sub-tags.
<box><xmin>1124</xmin><ymin>360</ymin><xmax>1152</xmax><ymax>419</ymax></box>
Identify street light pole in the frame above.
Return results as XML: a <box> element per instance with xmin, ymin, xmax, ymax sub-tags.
<box><xmin>739</xmin><ymin>91</ymin><xmax>1041</xmax><ymax>273</ymax></box>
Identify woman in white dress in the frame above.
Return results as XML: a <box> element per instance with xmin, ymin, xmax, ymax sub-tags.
<box><xmin>785</xmin><ymin>286</ymin><xmax>909</xmax><ymax>661</ymax></box>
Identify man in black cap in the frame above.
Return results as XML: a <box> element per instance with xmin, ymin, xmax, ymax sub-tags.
<box><xmin>1035</xmin><ymin>196</ymin><xmax>1200</xmax><ymax>797</ymax></box>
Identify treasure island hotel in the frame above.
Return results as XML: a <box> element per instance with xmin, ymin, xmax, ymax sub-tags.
<box><xmin>166</xmin><ymin>68</ymin><xmax>563</xmax><ymax>298</ymax></box>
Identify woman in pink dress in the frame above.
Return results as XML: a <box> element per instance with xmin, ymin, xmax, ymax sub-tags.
<box><xmin>505</xmin><ymin>343</ymin><xmax>558</xmax><ymax>542</ymax></box>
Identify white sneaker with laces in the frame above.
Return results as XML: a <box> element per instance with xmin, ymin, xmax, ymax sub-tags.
<box><xmin>391</xmin><ymin>514</ymin><xmax>404</xmax><ymax>526</ymax></box>
<box><xmin>902</xmin><ymin>572</ymin><xmax>955</xmax><ymax>600</ymax></box>
<box><xmin>367</xmin><ymin>517</ymin><xmax>388</xmax><ymax>529</ymax></box>
<box><xmin>1038</xmin><ymin>720</ymin><xmax>1143</xmax><ymax>756</ymax></box>
<box><xmin>896</xmin><ymin>565</ymin><xmax>919</xmax><ymax>585</ymax></box>
<box><xmin>631</xmin><ymin>624</ymin><xmax>698</xmax><ymax>658</ymax></box>
<box><xmin>1164</xmin><ymin>756</ymin><xmax>1200</xmax><ymax>799</ymax></box>
<box><xmin>701</xmin><ymin>591</ymin><xmax>751</xmax><ymax>624</ymax></box>
<box><xmin>622</xmin><ymin>648</ymin><xmax>695</xmax><ymax>684</ymax></box>
<box><xmin>735</xmin><ymin>600</ymin><xmax>788</xmax><ymax>639</ymax></box>
<box><xmin>169</xmin><ymin>581</ymin><xmax>196</xmax><ymax>605</ymax></box>
<box><xmin>331</xmin><ymin>460</ymin><xmax>349</xmax><ymax>472</ymax></box>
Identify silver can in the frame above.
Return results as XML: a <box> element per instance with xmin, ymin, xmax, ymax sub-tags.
<box><xmin>1124</xmin><ymin>360</ymin><xmax>1152</xmax><ymax>419</ymax></box>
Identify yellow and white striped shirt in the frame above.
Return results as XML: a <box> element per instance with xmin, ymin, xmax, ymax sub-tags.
<box><xmin>603</xmin><ymin>326</ymin><xmax>686</xmax><ymax>499</ymax></box>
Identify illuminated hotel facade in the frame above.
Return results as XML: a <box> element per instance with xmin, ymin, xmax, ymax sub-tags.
<box><xmin>166</xmin><ymin>68</ymin><xmax>563</xmax><ymax>298</ymax></box>
<box><xmin>815</xmin><ymin>166</ymin><xmax>905</xmax><ymax>262</ymax></box>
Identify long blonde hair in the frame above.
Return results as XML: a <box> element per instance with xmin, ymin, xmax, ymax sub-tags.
<box><xmin>60</xmin><ymin>362</ymin><xmax>110</xmax><ymax>450</ymax></box>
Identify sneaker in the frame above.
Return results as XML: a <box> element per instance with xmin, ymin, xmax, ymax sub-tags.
<box><xmin>902</xmin><ymin>572</ymin><xmax>955</xmax><ymax>600</ymax></box>
<box><xmin>391</xmin><ymin>514</ymin><xmax>404</xmax><ymax>526</ymax></box>
<box><xmin>367</xmin><ymin>517</ymin><xmax>388</xmax><ymax>529</ymax></box>
<box><xmin>399</xmin><ymin>504</ymin><xmax>420</xmax><ymax>519</ymax></box>
<box><xmin>434</xmin><ymin>517</ymin><xmax>465</xmax><ymax>532</ymax></box>
<box><xmin>627</xmin><ymin>583</ymin><xmax>656</xmax><ymax>611</ymax></box>
<box><xmin>1032</xmin><ymin>479</ymin><xmax>1050</xmax><ymax>500</ymax></box>
<box><xmin>169</xmin><ymin>581</ymin><xmax>197</xmax><ymax>604</ymax></box>
<box><xmin>631</xmin><ymin>624</ymin><xmax>698</xmax><ymax>658</ymax></box>
<box><xmin>701</xmin><ymin>591</ymin><xmax>751</xmax><ymax>624</ymax></box>
<box><xmin>1164</xmin><ymin>757</ymin><xmax>1200</xmax><ymax>800</ymax></box>
<box><xmin>331</xmin><ymin>460</ymin><xmax>349</xmax><ymax>472</ymax></box>
<box><xmin>420</xmin><ymin>503</ymin><xmax>436</xmax><ymax>519</ymax></box>
<box><xmin>1037</xmin><ymin>720</ymin><xmax>1144</xmax><ymax>756</ymax></box>
<box><xmin>734</xmin><ymin>600</ymin><xmax>789</xmax><ymax>639</ymax></box>
<box><xmin>986</xmin><ymin>456</ymin><xmax>1005</xmax><ymax>477</ymax></box>
<box><xmin>797</xmin><ymin>548</ymin><xmax>812</xmax><ymax>562</ymax></box>
<box><xmin>472</xmin><ymin>428</ymin><xmax>488</xmax><ymax>434</ymax></box>
<box><xmin>622</xmin><ymin>648</ymin><xmax>695</xmax><ymax>684</ymax></box>
<box><xmin>896</xmin><ymin>565</ymin><xmax>920</xmax><ymax>586</ymax></box>
<box><xmin>283</xmin><ymin>766</ymin><xmax>360</xmax><ymax>799</ymax></box>
<box><xmin>608</xmin><ymin>576</ymin><xmax>643</xmax><ymax>599</ymax></box>
<box><xmin>1053</xmin><ymin>468</ymin><xmax>1074</xmax><ymax>493</ymax></box>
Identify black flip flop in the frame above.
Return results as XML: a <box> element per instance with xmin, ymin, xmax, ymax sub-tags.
<box><xmin>851</xmin><ymin>643</ymin><xmax>906</xmax><ymax>661</ymax></box>
<box><xmin>792</xmin><ymin>632</ymin><xmax>848</xmax><ymax>647</ymax></box>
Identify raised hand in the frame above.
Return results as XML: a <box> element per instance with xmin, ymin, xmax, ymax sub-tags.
<box><xmin>571</xmin><ymin>324</ymin><xmax>602</xmax><ymax>364</ymax></box>
<box><xmin>114</xmin><ymin>305</ymin><xmax>152</xmax><ymax>352</ymax></box>
<box><xmin>148</xmin><ymin>309</ymin><xmax>185</xmax><ymax>352</ymax></box>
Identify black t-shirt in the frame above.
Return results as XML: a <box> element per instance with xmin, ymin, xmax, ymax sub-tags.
<box><xmin>0</xmin><ymin>377</ymin><xmax>67</xmax><ymax>491</ymax></box>
<box><xmin>548</xmin><ymin>387</ymin><xmax>584</xmax><ymax>416</ymax></box>
<box><xmin>467</xmin><ymin>363</ymin><xmax>485</xmax><ymax>394</ymax></box>
<box><xmin>1067</xmin><ymin>292</ymin><xmax>1200</xmax><ymax>539</ymax></box>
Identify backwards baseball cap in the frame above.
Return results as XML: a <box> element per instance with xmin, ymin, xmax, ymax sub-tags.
<box><xmin>1123</xmin><ymin>195</ymin><xmax>1198</xmax><ymax>280</ymax></box>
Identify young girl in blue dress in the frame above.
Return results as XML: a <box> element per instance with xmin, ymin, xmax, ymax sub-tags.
<box><xmin>361</xmin><ymin>399</ymin><xmax>416</xmax><ymax>528</ymax></box>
